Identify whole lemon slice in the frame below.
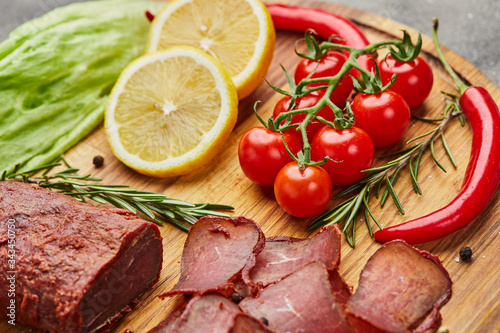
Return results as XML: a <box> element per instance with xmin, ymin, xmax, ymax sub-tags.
<box><xmin>147</xmin><ymin>0</ymin><xmax>275</xmax><ymax>99</ymax></box>
<box><xmin>105</xmin><ymin>46</ymin><xmax>238</xmax><ymax>178</ymax></box>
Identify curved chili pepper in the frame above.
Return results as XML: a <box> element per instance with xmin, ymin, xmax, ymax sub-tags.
<box><xmin>374</xmin><ymin>21</ymin><xmax>500</xmax><ymax>244</ymax></box>
<box><xmin>266</xmin><ymin>3</ymin><xmax>374</xmax><ymax>71</ymax></box>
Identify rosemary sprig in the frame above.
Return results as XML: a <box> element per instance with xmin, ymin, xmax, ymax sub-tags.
<box><xmin>308</xmin><ymin>95</ymin><xmax>463</xmax><ymax>245</ymax></box>
<box><xmin>2</xmin><ymin>158</ymin><xmax>233</xmax><ymax>232</ymax></box>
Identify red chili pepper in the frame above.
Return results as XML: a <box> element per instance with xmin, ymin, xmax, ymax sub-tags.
<box><xmin>266</xmin><ymin>3</ymin><xmax>374</xmax><ymax>72</ymax></box>
<box><xmin>374</xmin><ymin>20</ymin><xmax>500</xmax><ymax>244</ymax></box>
<box><xmin>145</xmin><ymin>10</ymin><xmax>155</xmax><ymax>22</ymax></box>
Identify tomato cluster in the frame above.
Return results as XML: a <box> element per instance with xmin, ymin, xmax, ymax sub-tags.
<box><xmin>238</xmin><ymin>49</ymin><xmax>433</xmax><ymax>219</ymax></box>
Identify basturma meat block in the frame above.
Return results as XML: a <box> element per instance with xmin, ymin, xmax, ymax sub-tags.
<box><xmin>0</xmin><ymin>181</ymin><xmax>163</xmax><ymax>333</ymax></box>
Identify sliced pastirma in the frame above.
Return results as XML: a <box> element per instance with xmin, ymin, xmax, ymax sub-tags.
<box><xmin>250</xmin><ymin>225</ymin><xmax>341</xmax><ymax>288</ymax></box>
<box><xmin>0</xmin><ymin>181</ymin><xmax>163</xmax><ymax>333</ymax></box>
<box><xmin>346</xmin><ymin>240</ymin><xmax>452</xmax><ymax>332</ymax></box>
<box><xmin>160</xmin><ymin>216</ymin><xmax>265</xmax><ymax>297</ymax></box>
<box><xmin>230</xmin><ymin>313</ymin><xmax>278</xmax><ymax>333</ymax></box>
<box><xmin>239</xmin><ymin>262</ymin><xmax>354</xmax><ymax>333</ymax></box>
<box><xmin>150</xmin><ymin>293</ymin><xmax>241</xmax><ymax>333</ymax></box>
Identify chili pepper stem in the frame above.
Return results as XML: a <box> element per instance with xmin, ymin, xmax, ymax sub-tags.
<box><xmin>432</xmin><ymin>18</ymin><xmax>468</xmax><ymax>94</ymax></box>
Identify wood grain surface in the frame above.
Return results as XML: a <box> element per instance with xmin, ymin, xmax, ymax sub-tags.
<box><xmin>3</xmin><ymin>1</ymin><xmax>500</xmax><ymax>332</ymax></box>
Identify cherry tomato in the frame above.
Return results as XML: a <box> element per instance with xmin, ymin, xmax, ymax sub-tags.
<box><xmin>273</xmin><ymin>91</ymin><xmax>334</xmax><ymax>144</ymax></box>
<box><xmin>238</xmin><ymin>127</ymin><xmax>302</xmax><ymax>186</ymax></box>
<box><xmin>310</xmin><ymin>126</ymin><xmax>374</xmax><ymax>186</ymax></box>
<box><xmin>351</xmin><ymin>91</ymin><xmax>411</xmax><ymax>148</ymax></box>
<box><xmin>294</xmin><ymin>51</ymin><xmax>353</xmax><ymax>107</ymax></box>
<box><xmin>379</xmin><ymin>55</ymin><xmax>434</xmax><ymax>109</ymax></box>
<box><xmin>274</xmin><ymin>162</ymin><xmax>332</xmax><ymax>218</ymax></box>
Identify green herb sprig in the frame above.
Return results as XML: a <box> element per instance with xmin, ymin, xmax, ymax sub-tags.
<box><xmin>1</xmin><ymin>157</ymin><xmax>233</xmax><ymax>232</ymax></box>
<box><xmin>307</xmin><ymin>95</ymin><xmax>463</xmax><ymax>246</ymax></box>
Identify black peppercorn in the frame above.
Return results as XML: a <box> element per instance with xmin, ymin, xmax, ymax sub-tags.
<box><xmin>231</xmin><ymin>293</ymin><xmax>243</xmax><ymax>303</ymax></box>
<box><xmin>459</xmin><ymin>246</ymin><xmax>472</xmax><ymax>261</ymax></box>
<box><xmin>260</xmin><ymin>317</ymin><xmax>269</xmax><ymax>326</ymax></box>
<box><xmin>93</xmin><ymin>155</ymin><xmax>104</xmax><ymax>168</ymax></box>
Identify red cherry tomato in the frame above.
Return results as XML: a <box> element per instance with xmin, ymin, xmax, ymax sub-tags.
<box><xmin>273</xmin><ymin>91</ymin><xmax>334</xmax><ymax>144</ymax></box>
<box><xmin>379</xmin><ymin>55</ymin><xmax>434</xmax><ymax>109</ymax></box>
<box><xmin>238</xmin><ymin>127</ymin><xmax>302</xmax><ymax>186</ymax></box>
<box><xmin>351</xmin><ymin>91</ymin><xmax>411</xmax><ymax>148</ymax></box>
<box><xmin>294</xmin><ymin>51</ymin><xmax>353</xmax><ymax>107</ymax></box>
<box><xmin>310</xmin><ymin>126</ymin><xmax>374</xmax><ymax>186</ymax></box>
<box><xmin>274</xmin><ymin>162</ymin><xmax>332</xmax><ymax>218</ymax></box>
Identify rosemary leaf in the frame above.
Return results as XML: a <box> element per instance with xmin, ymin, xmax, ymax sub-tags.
<box><xmin>380</xmin><ymin>167</ymin><xmax>401</xmax><ymax>206</ymax></box>
<box><xmin>132</xmin><ymin>201</ymin><xmax>157</xmax><ymax>220</ymax></box>
<box><xmin>334</xmin><ymin>182</ymin><xmax>365</xmax><ymax>199</ymax></box>
<box><xmin>411</xmin><ymin>115</ymin><xmax>444</xmax><ymax>122</ymax></box>
<box><xmin>90</xmin><ymin>194</ymin><xmax>108</xmax><ymax>205</ymax></box>
<box><xmin>363</xmin><ymin>206</ymin><xmax>373</xmax><ymax>238</ymax></box>
<box><xmin>408</xmin><ymin>157</ymin><xmax>422</xmax><ymax>195</ymax></box>
<box><xmin>406</xmin><ymin>129</ymin><xmax>436</xmax><ymax>145</ymax></box>
<box><xmin>187</xmin><ymin>209</ymin><xmax>231</xmax><ymax>218</ymax></box>
<box><xmin>104</xmin><ymin>194</ymin><xmax>137</xmax><ymax>214</ymax></box>
<box><xmin>384</xmin><ymin>175</ymin><xmax>405</xmax><ymax>215</ymax></box>
<box><xmin>343</xmin><ymin>186</ymin><xmax>367</xmax><ymax>233</ymax></box>
<box><xmin>430</xmin><ymin>139</ymin><xmax>447</xmax><ymax>172</ymax></box>
<box><xmin>161</xmin><ymin>198</ymin><xmax>196</xmax><ymax>207</ymax></box>
<box><xmin>363</xmin><ymin>192</ymin><xmax>382</xmax><ymax>231</ymax></box>
<box><xmin>441</xmin><ymin>132</ymin><xmax>457</xmax><ymax>168</ymax></box>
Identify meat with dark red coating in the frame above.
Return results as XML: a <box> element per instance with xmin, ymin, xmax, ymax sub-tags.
<box><xmin>160</xmin><ymin>216</ymin><xmax>265</xmax><ymax>297</ymax></box>
<box><xmin>250</xmin><ymin>225</ymin><xmax>341</xmax><ymax>288</ymax></box>
<box><xmin>150</xmin><ymin>293</ymin><xmax>241</xmax><ymax>333</ymax></box>
<box><xmin>0</xmin><ymin>181</ymin><xmax>163</xmax><ymax>333</ymax></box>
<box><xmin>346</xmin><ymin>240</ymin><xmax>452</xmax><ymax>333</ymax></box>
<box><xmin>240</xmin><ymin>262</ymin><xmax>354</xmax><ymax>333</ymax></box>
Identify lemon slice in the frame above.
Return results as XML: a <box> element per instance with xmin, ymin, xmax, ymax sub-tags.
<box><xmin>105</xmin><ymin>46</ymin><xmax>238</xmax><ymax>178</ymax></box>
<box><xmin>147</xmin><ymin>0</ymin><xmax>275</xmax><ymax>99</ymax></box>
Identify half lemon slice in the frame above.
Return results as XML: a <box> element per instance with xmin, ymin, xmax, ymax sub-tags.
<box><xmin>105</xmin><ymin>46</ymin><xmax>238</xmax><ymax>178</ymax></box>
<box><xmin>147</xmin><ymin>0</ymin><xmax>275</xmax><ymax>99</ymax></box>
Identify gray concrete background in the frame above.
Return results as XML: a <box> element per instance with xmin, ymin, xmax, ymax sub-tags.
<box><xmin>1</xmin><ymin>0</ymin><xmax>500</xmax><ymax>86</ymax></box>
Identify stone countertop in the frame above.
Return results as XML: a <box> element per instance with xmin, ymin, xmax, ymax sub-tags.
<box><xmin>1</xmin><ymin>0</ymin><xmax>499</xmax><ymax>87</ymax></box>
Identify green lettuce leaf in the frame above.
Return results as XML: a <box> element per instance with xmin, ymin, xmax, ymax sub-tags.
<box><xmin>0</xmin><ymin>0</ymin><xmax>164</xmax><ymax>174</ymax></box>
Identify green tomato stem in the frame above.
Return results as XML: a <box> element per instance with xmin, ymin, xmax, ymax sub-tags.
<box><xmin>273</xmin><ymin>35</ymin><xmax>416</xmax><ymax>166</ymax></box>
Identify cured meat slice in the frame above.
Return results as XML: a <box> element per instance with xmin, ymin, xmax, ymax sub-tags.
<box><xmin>161</xmin><ymin>216</ymin><xmax>265</xmax><ymax>297</ymax></box>
<box><xmin>0</xmin><ymin>181</ymin><xmax>163</xmax><ymax>333</ymax></box>
<box><xmin>346</xmin><ymin>240</ymin><xmax>452</xmax><ymax>333</ymax></box>
<box><xmin>150</xmin><ymin>293</ymin><xmax>241</xmax><ymax>333</ymax></box>
<box><xmin>328</xmin><ymin>269</ymin><xmax>352</xmax><ymax>307</ymax></box>
<box><xmin>230</xmin><ymin>313</ymin><xmax>278</xmax><ymax>333</ymax></box>
<box><xmin>250</xmin><ymin>225</ymin><xmax>341</xmax><ymax>288</ymax></box>
<box><xmin>239</xmin><ymin>262</ymin><xmax>354</xmax><ymax>333</ymax></box>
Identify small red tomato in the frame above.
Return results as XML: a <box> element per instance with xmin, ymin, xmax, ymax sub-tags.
<box><xmin>238</xmin><ymin>127</ymin><xmax>302</xmax><ymax>186</ymax></box>
<box><xmin>274</xmin><ymin>162</ymin><xmax>332</xmax><ymax>218</ymax></box>
<box><xmin>294</xmin><ymin>51</ymin><xmax>354</xmax><ymax>107</ymax></box>
<box><xmin>351</xmin><ymin>91</ymin><xmax>411</xmax><ymax>148</ymax></box>
<box><xmin>311</xmin><ymin>126</ymin><xmax>374</xmax><ymax>186</ymax></box>
<box><xmin>379</xmin><ymin>55</ymin><xmax>434</xmax><ymax>109</ymax></box>
<box><xmin>273</xmin><ymin>91</ymin><xmax>334</xmax><ymax>144</ymax></box>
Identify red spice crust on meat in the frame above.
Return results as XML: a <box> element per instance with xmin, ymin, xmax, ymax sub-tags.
<box><xmin>0</xmin><ymin>181</ymin><xmax>163</xmax><ymax>333</ymax></box>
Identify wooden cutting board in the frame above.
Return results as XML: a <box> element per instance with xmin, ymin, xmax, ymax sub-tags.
<box><xmin>3</xmin><ymin>1</ymin><xmax>500</xmax><ymax>332</ymax></box>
